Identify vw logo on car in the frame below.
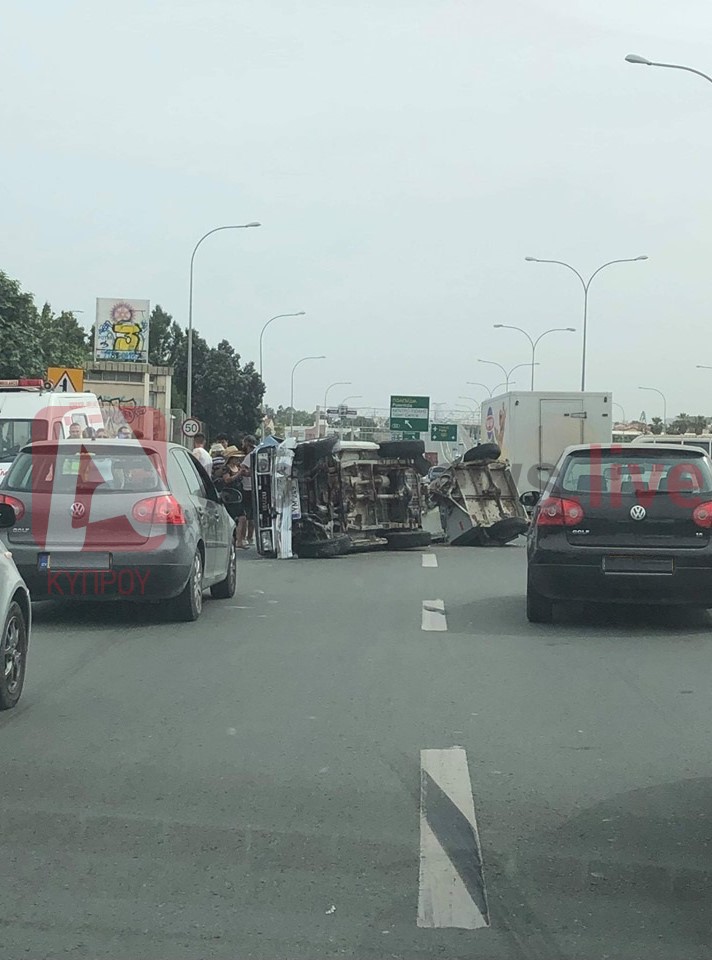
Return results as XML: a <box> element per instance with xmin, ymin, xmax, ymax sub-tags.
<box><xmin>70</xmin><ymin>502</ymin><xmax>86</xmax><ymax>519</ymax></box>
<box><xmin>630</xmin><ymin>505</ymin><xmax>647</xmax><ymax>521</ymax></box>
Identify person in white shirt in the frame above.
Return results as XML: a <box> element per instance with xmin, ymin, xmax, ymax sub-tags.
<box><xmin>191</xmin><ymin>433</ymin><xmax>213</xmax><ymax>472</ymax></box>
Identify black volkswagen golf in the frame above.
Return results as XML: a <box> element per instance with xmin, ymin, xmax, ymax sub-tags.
<box><xmin>524</xmin><ymin>443</ymin><xmax>712</xmax><ymax>622</ymax></box>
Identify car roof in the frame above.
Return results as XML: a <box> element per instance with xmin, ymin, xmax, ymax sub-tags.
<box><xmin>18</xmin><ymin>439</ymin><xmax>181</xmax><ymax>453</ymax></box>
<box><xmin>562</xmin><ymin>443</ymin><xmax>709</xmax><ymax>456</ymax></box>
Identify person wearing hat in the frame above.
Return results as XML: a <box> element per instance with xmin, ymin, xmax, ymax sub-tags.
<box><xmin>216</xmin><ymin>446</ymin><xmax>247</xmax><ymax>535</ymax></box>
<box><xmin>209</xmin><ymin>442</ymin><xmax>226</xmax><ymax>481</ymax></box>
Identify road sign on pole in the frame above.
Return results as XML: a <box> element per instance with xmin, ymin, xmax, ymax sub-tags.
<box><xmin>402</xmin><ymin>431</ymin><xmax>420</xmax><ymax>440</ymax></box>
<box><xmin>389</xmin><ymin>395</ymin><xmax>429</xmax><ymax>433</ymax></box>
<box><xmin>431</xmin><ymin>423</ymin><xmax>458</xmax><ymax>442</ymax></box>
<box><xmin>181</xmin><ymin>417</ymin><xmax>201</xmax><ymax>438</ymax></box>
<box><xmin>46</xmin><ymin>367</ymin><xmax>84</xmax><ymax>393</ymax></box>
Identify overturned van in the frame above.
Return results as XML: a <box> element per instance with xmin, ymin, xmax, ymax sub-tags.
<box><xmin>255</xmin><ymin>436</ymin><xmax>432</xmax><ymax>558</ymax></box>
<box><xmin>427</xmin><ymin>442</ymin><xmax>529</xmax><ymax>546</ymax></box>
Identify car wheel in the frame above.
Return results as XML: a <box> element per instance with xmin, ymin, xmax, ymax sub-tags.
<box><xmin>0</xmin><ymin>601</ymin><xmax>28</xmax><ymax>710</ymax></box>
<box><xmin>211</xmin><ymin>539</ymin><xmax>237</xmax><ymax>599</ymax></box>
<box><xmin>463</xmin><ymin>442</ymin><xmax>501</xmax><ymax>463</ymax></box>
<box><xmin>174</xmin><ymin>550</ymin><xmax>204</xmax><ymax>622</ymax></box>
<box><xmin>526</xmin><ymin>578</ymin><xmax>554</xmax><ymax>623</ymax></box>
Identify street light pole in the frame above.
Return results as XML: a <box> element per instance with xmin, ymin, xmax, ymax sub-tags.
<box><xmin>525</xmin><ymin>256</ymin><xmax>648</xmax><ymax>392</ymax></box>
<box><xmin>466</xmin><ymin>381</ymin><xmax>495</xmax><ymax>398</ymax></box>
<box><xmin>613</xmin><ymin>401</ymin><xmax>627</xmax><ymax>423</ymax></box>
<box><xmin>493</xmin><ymin>324</ymin><xmax>576</xmax><ymax>390</ymax></box>
<box><xmin>625</xmin><ymin>53</ymin><xmax>712</xmax><ymax>85</ymax></box>
<box><xmin>187</xmin><ymin>221</ymin><xmax>261</xmax><ymax>418</ymax></box>
<box><xmin>290</xmin><ymin>355</ymin><xmax>326</xmax><ymax>436</ymax></box>
<box><xmin>259</xmin><ymin>312</ymin><xmax>306</xmax><ymax>383</ymax></box>
<box><xmin>639</xmin><ymin>386</ymin><xmax>667</xmax><ymax>430</ymax></box>
<box><xmin>478</xmin><ymin>359</ymin><xmax>538</xmax><ymax>391</ymax></box>
<box><xmin>322</xmin><ymin>381</ymin><xmax>351</xmax><ymax>437</ymax></box>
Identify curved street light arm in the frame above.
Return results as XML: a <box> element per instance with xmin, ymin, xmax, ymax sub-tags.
<box><xmin>187</xmin><ymin>222</ymin><xmax>260</xmax><ymax>417</ymax></box>
<box><xmin>532</xmin><ymin>326</ymin><xmax>575</xmax><ymax>348</ymax></box>
<box><xmin>526</xmin><ymin>258</ymin><xmax>587</xmax><ymax>291</ymax></box>
<box><xmin>633</xmin><ymin>57</ymin><xmax>712</xmax><ymax>84</ymax></box>
<box><xmin>586</xmin><ymin>257</ymin><xmax>645</xmax><ymax>288</ymax></box>
<box><xmin>259</xmin><ymin>312</ymin><xmax>305</xmax><ymax>378</ymax></box>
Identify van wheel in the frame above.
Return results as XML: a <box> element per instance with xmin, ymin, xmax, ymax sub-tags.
<box><xmin>463</xmin><ymin>443</ymin><xmax>501</xmax><ymax>463</ymax></box>
<box><xmin>173</xmin><ymin>550</ymin><xmax>204</xmax><ymax>621</ymax></box>
<box><xmin>211</xmin><ymin>539</ymin><xmax>237</xmax><ymax>599</ymax></box>
<box><xmin>526</xmin><ymin>578</ymin><xmax>553</xmax><ymax>623</ymax></box>
<box><xmin>0</xmin><ymin>601</ymin><xmax>28</xmax><ymax>710</ymax></box>
<box><xmin>378</xmin><ymin>440</ymin><xmax>425</xmax><ymax>459</ymax></box>
<box><xmin>384</xmin><ymin>530</ymin><xmax>432</xmax><ymax>550</ymax></box>
<box><xmin>297</xmin><ymin>536</ymin><xmax>351</xmax><ymax>559</ymax></box>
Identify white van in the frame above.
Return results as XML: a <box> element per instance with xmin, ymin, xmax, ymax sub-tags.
<box><xmin>0</xmin><ymin>379</ymin><xmax>104</xmax><ymax>481</ymax></box>
<box><xmin>630</xmin><ymin>433</ymin><xmax>712</xmax><ymax>456</ymax></box>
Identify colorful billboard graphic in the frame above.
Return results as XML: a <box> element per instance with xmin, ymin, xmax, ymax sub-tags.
<box><xmin>94</xmin><ymin>298</ymin><xmax>150</xmax><ymax>363</ymax></box>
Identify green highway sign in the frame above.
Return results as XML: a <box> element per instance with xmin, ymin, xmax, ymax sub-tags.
<box><xmin>431</xmin><ymin>423</ymin><xmax>458</xmax><ymax>442</ymax></box>
<box><xmin>390</xmin><ymin>394</ymin><xmax>429</xmax><ymax>433</ymax></box>
<box><xmin>402</xmin><ymin>431</ymin><xmax>421</xmax><ymax>440</ymax></box>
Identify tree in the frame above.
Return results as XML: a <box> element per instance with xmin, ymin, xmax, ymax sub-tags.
<box><xmin>0</xmin><ymin>271</ymin><xmax>43</xmax><ymax>377</ymax></box>
<box><xmin>173</xmin><ymin>335</ymin><xmax>265</xmax><ymax>436</ymax></box>
<box><xmin>690</xmin><ymin>415</ymin><xmax>709</xmax><ymax>435</ymax></box>
<box><xmin>274</xmin><ymin>405</ymin><xmax>314</xmax><ymax>428</ymax></box>
<box><xmin>670</xmin><ymin>413</ymin><xmax>691</xmax><ymax>435</ymax></box>
<box><xmin>148</xmin><ymin>305</ymin><xmax>184</xmax><ymax>367</ymax></box>
<box><xmin>650</xmin><ymin>417</ymin><xmax>663</xmax><ymax>435</ymax></box>
<box><xmin>37</xmin><ymin>303</ymin><xmax>91</xmax><ymax>369</ymax></box>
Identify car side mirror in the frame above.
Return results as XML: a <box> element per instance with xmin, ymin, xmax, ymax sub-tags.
<box><xmin>519</xmin><ymin>490</ymin><xmax>540</xmax><ymax>508</ymax></box>
<box><xmin>0</xmin><ymin>503</ymin><xmax>16</xmax><ymax>528</ymax></box>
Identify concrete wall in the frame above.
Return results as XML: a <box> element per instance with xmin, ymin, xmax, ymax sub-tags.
<box><xmin>84</xmin><ymin>361</ymin><xmax>173</xmax><ymax>439</ymax></box>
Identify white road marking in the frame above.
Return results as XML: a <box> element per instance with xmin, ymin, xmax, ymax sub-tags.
<box><xmin>422</xmin><ymin>553</ymin><xmax>438</xmax><ymax>568</ymax></box>
<box><xmin>422</xmin><ymin>599</ymin><xmax>447</xmax><ymax>631</ymax></box>
<box><xmin>418</xmin><ymin>747</ymin><xmax>489</xmax><ymax>930</ymax></box>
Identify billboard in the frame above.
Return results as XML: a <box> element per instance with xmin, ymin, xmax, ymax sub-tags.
<box><xmin>94</xmin><ymin>298</ymin><xmax>150</xmax><ymax>363</ymax></box>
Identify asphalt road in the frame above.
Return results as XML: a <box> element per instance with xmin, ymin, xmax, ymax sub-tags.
<box><xmin>2</xmin><ymin>541</ymin><xmax>712</xmax><ymax>959</ymax></box>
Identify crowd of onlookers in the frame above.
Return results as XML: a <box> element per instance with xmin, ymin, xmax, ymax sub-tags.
<box><xmin>191</xmin><ymin>433</ymin><xmax>257</xmax><ymax>550</ymax></box>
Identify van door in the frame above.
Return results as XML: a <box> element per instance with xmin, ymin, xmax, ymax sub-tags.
<box><xmin>538</xmin><ymin>398</ymin><xmax>585</xmax><ymax>490</ymax></box>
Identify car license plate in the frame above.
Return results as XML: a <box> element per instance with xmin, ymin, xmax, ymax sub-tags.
<box><xmin>603</xmin><ymin>555</ymin><xmax>673</xmax><ymax>575</ymax></box>
<box><xmin>37</xmin><ymin>552</ymin><xmax>112</xmax><ymax>571</ymax></box>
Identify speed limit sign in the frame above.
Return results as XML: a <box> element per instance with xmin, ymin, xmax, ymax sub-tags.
<box><xmin>181</xmin><ymin>417</ymin><xmax>201</xmax><ymax>438</ymax></box>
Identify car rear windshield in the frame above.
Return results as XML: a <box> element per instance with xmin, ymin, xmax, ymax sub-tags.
<box><xmin>559</xmin><ymin>450</ymin><xmax>712</xmax><ymax>496</ymax></box>
<box><xmin>3</xmin><ymin>449</ymin><xmax>168</xmax><ymax>494</ymax></box>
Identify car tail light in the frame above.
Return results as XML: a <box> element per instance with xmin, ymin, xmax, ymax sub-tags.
<box><xmin>0</xmin><ymin>494</ymin><xmax>25</xmax><ymax>521</ymax></box>
<box><xmin>132</xmin><ymin>494</ymin><xmax>185</xmax><ymax>525</ymax></box>
<box><xmin>536</xmin><ymin>497</ymin><xmax>584</xmax><ymax>527</ymax></box>
<box><xmin>693</xmin><ymin>501</ymin><xmax>712</xmax><ymax>528</ymax></box>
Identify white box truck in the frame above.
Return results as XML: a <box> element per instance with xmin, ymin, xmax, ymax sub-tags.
<box><xmin>480</xmin><ymin>391</ymin><xmax>613</xmax><ymax>493</ymax></box>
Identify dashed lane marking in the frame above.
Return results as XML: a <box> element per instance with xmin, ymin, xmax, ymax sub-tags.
<box><xmin>418</xmin><ymin>747</ymin><xmax>490</xmax><ymax>929</ymax></box>
<box><xmin>421</xmin><ymin>599</ymin><xmax>447</xmax><ymax>631</ymax></box>
<box><xmin>422</xmin><ymin>554</ymin><xmax>438</xmax><ymax>568</ymax></box>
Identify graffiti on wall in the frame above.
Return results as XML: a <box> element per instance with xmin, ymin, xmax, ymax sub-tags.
<box><xmin>97</xmin><ymin>396</ymin><xmax>167</xmax><ymax>440</ymax></box>
<box><xmin>94</xmin><ymin>299</ymin><xmax>150</xmax><ymax>363</ymax></box>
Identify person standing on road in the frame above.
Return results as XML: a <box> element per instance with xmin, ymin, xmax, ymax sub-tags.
<box><xmin>238</xmin><ymin>435</ymin><xmax>257</xmax><ymax>547</ymax></box>
<box><xmin>191</xmin><ymin>433</ymin><xmax>213</xmax><ymax>472</ymax></box>
<box><xmin>210</xmin><ymin>442</ymin><xmax>226</xmax><ymax>480</ymax></box>
<box><xmin>215</xmin><ymin>446</ymin><xmax>246</xmax><ymax>532</ymax></box>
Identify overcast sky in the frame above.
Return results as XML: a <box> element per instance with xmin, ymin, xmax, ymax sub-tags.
<box><xmin>2</xmin><ymin>0</ymin><xmax>711</xmax><ymax>421</ymax></box>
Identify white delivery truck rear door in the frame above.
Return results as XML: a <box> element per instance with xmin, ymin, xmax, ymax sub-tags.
<box><xmin>539</xmin><ymin>397</ymin><xmax>587</xmax><ymax>480</ymax></box>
